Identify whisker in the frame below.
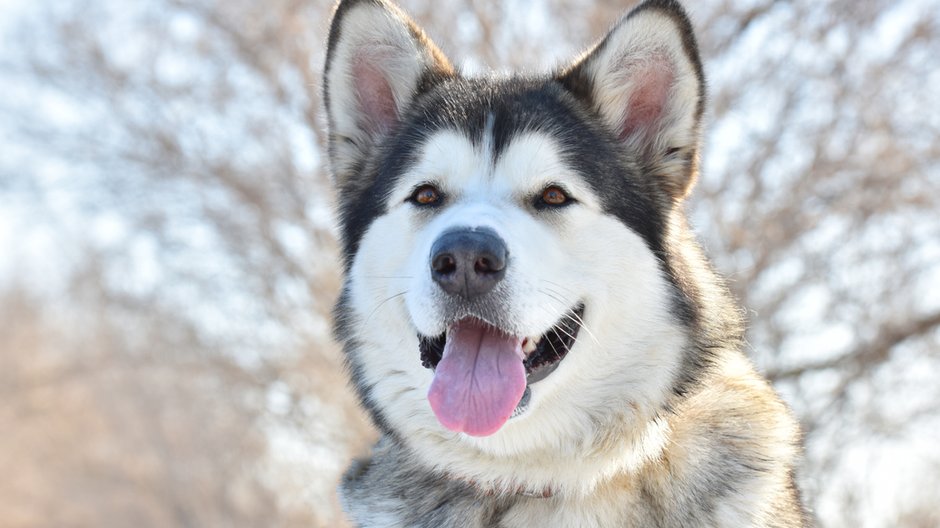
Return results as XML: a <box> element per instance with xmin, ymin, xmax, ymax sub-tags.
<box><xmin>564</xmin><ymin>309</ymin><xmax>601</xmax><ymax>347</ymax></box>
<box><xmin>531</xmin><ymin>301</ymin><xmax>580</xmax><ymax>355</ymax></box>
<box><xmin>544</xmin><ymin>327</ymin><xmax>563</xmax><ymax>361</ymax></box>
<box><xmin>532</xmin><ymin>294</ymin><xmax>566</xmax><ymax>323</ymax></box>
<box><xmin>534</xmin><ymin>299</ymin><xmax>576</xmax><ymax>341</ymax></box>
<box><xmin>551</xmin><ymin>327</ymin><xmax>578</xmax><ymax>353</ymax></box>
<box><xmin>541</xmin><ymin>279</ymin><xmax>577</xmax><ymax>296</ymax></box>
<box><xmin>537</xmin><ymin>288</ymin><xmax>601</xmax><ymax>346</ymax></box>
<box><xmin>365</xmin><ymin>290</ymin><xmax>408</xmax><ymax>324</ymax></box>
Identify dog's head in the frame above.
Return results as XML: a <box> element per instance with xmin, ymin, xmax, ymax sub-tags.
<box><xmin>325</xmin><ymin>0</ymin><xmax>711</xmax><ymax>482</ymax></box>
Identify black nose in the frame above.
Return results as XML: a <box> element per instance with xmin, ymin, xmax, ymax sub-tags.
<box><xmin>430</xmin><ymin>228</ymin><xmax>508</xmax><ymax>300</ymax></box>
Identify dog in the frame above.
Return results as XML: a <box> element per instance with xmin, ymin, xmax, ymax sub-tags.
<box><xmin>323</xmin><ymin>0</ymin><xmax>808</xmax><ymax>525</ymax></box>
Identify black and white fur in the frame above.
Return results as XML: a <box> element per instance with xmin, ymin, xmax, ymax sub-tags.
<box><xmin>324</xmin><ymin>0</ymin><xmax>808</xmax><ymax>526</ymax></box>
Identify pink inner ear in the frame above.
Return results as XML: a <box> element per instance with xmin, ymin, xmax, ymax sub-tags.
<box><xmin>353</xmin><ymin>57</ymin><xmax>399</xmax><ymax>137</ymax></box>
<box><xmin>618</xmin><ymin>59</ymin><xmax>675</xmax><ymax>143</ymax></box>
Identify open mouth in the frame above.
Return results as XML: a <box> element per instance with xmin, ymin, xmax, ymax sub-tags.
<box><xmin>420</xmin><ymin>303</ymin><xmax>586</xmax><ymax>385</ymax></box>
<box><xmin>418</xmin><ymin>304</ymin><xmax>585</xmax><ymax>436</ymax></box>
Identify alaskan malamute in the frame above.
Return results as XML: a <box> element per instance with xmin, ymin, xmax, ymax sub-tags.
<box><xmin>323</xmin><ymin>0</ymin><xmax>808</xmax><ymax>525</ymax></box>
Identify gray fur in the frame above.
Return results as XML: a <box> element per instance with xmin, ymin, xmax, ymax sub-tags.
<box><xmin>340</xmin><ymin>369</ymin><xmax>808</xmax><ymax>527</ymax></box>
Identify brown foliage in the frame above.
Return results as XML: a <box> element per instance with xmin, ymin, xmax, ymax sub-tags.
<box><xmin>0</xmin><ymin>0</ymin><xmax>938</xmax><ymax>526</ymax></box>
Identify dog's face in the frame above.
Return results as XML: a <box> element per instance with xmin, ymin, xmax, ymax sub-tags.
<box><xmin>349</xmin><ymin>113</ymin><xmax>679</xmax><ymax>441</ymax></box>
<box><xmin>325</xmin><ymin>0</ymin><xmax>706</xmax><ymax>475</ymax></box>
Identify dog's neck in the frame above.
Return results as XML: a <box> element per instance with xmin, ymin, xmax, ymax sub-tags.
<box><xmin>411</xmin><ymin>406</ymin><xmax>672</xmax><ymax>501</ymax></box>
<box><xmin>442</xmin><ymin>470</ymin><xmax>556</xmax><ymax>499</ymax></box>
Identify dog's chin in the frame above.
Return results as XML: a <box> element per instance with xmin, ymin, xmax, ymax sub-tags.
<box><xmin>418</xmin><ymin>303</ymin><xmax>585</xmax><ymax>422</ymax></box>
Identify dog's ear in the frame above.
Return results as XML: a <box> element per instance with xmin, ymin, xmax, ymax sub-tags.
<box><xmin>323</xmin><ymin>0</ymin><xmax>454</xmax><ymax>184</ymax></box>
<box><xmin>557</xmin><ymin>0</ymin><xmax>705</xmax><ymax>200</ymax></box>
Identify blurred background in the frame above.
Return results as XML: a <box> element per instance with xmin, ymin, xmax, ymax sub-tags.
<box><xmin>0</xmin><ymin>0</ymin><xmax>938</xmax><ymax>526</ymax></box>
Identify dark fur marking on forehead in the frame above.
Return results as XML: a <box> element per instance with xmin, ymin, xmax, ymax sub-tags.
<box><xmin>336</xmin><ymin>75</ymin><xmax>674</xmax><ymax>263</ymax></box>
<box><xmin>335</xmin><ymin>74</ymin><xmax>701</xmax><ymax>367</ymax></box>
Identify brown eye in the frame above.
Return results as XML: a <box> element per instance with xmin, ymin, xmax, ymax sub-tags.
<box><xmin>540</xmin><ymin>185</ymin><xmax>569</xmax><ymax>206</ymax></box>
<box><xmin>411</xmin><ymin>184</ymin><xmax>442</xmax><ymax>206</ymax></box>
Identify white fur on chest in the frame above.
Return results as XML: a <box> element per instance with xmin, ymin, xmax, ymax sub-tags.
<box><xmin>499</xmin><ymin>481</ymin><xmax>765</xmax><ymax>528</ymax></box>
<box><xmin>500</xmin><ymin>495</ymin><xmax>637</xmax><ymax>528</ymax></box>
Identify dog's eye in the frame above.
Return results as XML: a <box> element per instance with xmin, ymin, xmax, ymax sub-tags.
<box><xmin>538</xmin><ymin>185</ymin><xmax>570</xmax><ymax>207</ymax></box>
<box><xmin>410</xmin><ymin>184</ymin><xmax>442</xmax><ymax>206</ymax></box>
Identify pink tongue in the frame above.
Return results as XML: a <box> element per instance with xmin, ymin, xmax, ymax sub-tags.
<box><xmin>427</xmin><ymin>319</ymin><xmax>526</xmax><ymax>437</ymax></box>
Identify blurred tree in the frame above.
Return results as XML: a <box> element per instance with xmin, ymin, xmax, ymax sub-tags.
<box><xmin>0</xmin><ymin>0</ymin><xmax>938</xmax><ymax>527</ymax></box>
<box><xmin>0</xmin><ymin>282</ymin><xmax>284</xmax><ymax>526</ymax></box>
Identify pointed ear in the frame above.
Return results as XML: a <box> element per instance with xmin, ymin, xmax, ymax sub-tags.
<box><xmin>557</xmin><ymin>0</ymin><xmax>705</xmax><ymax>200</ymax></box>
<box><xmin>323</xmin><ymin>0</ymin><xmax>454</xmax><ymax>184</ymax></box>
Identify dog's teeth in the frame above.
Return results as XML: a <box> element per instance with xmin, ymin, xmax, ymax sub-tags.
<box><xmin>522</xmin><ymin>337</ymin><xmax>537</xmax><ymax>354</ymax></box>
